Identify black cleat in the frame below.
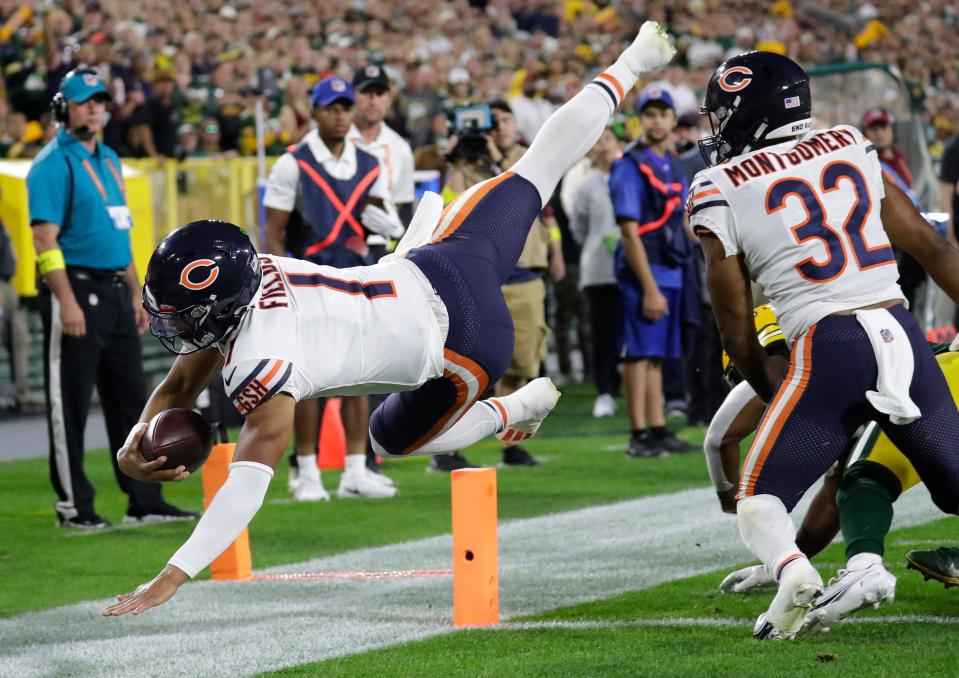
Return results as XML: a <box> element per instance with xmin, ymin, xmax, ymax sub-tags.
<box><xmin>427</xmin><ymin>452</ymin><xmax>478</xmax><ymax>473</ymax></box>
<box><xmin>500</xmin><ymin>445</ymin><xmax>540</xmax><ymax>467</ymax></box>
<box><xmin>626</xmin><ymin>434</ymin><xmax>668</xmax><ymax>459</ymax></box>
<box><xmin>906</xmin><ymin>547</ymin><xmax>959</xmax><ymax>588</ymax></box>
<box><xmin>57</xmin><ymin>513</ymin><xmax>111</xmax><ymax>530</ymax></box>
<box><xmin>123</xmin><ymin>502</ymin><xmax>199</xmax><ymax>524</ymax></box>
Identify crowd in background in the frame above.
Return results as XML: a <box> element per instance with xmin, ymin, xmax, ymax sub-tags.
<box><xmin>0</xmin><ymin>0</ymin><xmax>955</xmax><ymax>162</ymax></box>
<box><xmin>2</xmin><ymin>0</ymin><xmax>959</xmax><ymax>422</ymax></box>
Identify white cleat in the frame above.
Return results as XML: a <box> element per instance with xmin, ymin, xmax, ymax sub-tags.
<box><xmin>337</xmin><ymin>471</ymin><xmax>398</xmax><ymax>499</ymax></box>
<box><xmin>293</xmin><ymin>475</ymin><xmax>330</xmax><ymax>502</ymax></box>
<box><xmin>592</xmin><ymin>393</ymin><xmax>616</xmax><ymax>418</ymax></box>
<box><xmin>801</xmin><ymin>563</ymin><xmax>896</xmax><ymax>634</ymax></box>
<box><xmin>753</xmin><ymin>558</ymin><xmax>823</xmax><ymax>640</ymax></box>
<box><xmin>366</xmin><ymin>466</ymin><xmax>395</xmax><ymax>487</ymax></box>
<box><xmin>494</xmin><ymin>377</ymin><xmax>561</xmax><ymax>444</ymax></box>
<box><xmin>720</xmin><ymin>564</ymin><xmax>775</xmax><ymax>594</ymax></box>
<box><xmin>622</xmin><ymin>21</ymin><xmax>677</xmax><ymax>76</ymax></box>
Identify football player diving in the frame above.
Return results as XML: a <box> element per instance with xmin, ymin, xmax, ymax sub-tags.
<box><xmin>101</xmin><ymin>22</ymin><xmax>678</xmax><ymax>617</ymax></box>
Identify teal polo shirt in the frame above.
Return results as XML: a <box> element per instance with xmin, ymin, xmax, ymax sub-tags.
<box><xmin>27</xmin><ymin>129</ymin><xmax>132</xmax><ymax>270</ymax></box>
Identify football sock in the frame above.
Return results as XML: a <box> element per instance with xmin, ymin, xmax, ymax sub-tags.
<box><xmin>737</xmin><ymin>494</ymin><xmax>802</xmax><ymax>577</ymax></box>
<box><xmin>631</xmin><ymin>428</ymin><xmax>646</xmax><ymax>439</ymax></box>
<box><xmin>649</xmin><ymin>426</ymin><xmax>668</xmax><ymax>440</ymax></box>
<box><xmin>837</xmin><ymin>475</ymin><xmax>894</xmax><ymax>559</ymax></box>
<box><xmin>344</xmin><ymin>453</ymin><xmax>366</xmax><ymax>475</ymax></box>
<box><xmin>511</xmin><ymin>45</ymin><xmax>651</xmax><ymax>206</ymax></box>
<box><xmin>400</xmin><ymin>400</ymin><xmax>503</xmax><ymax>456</ymax></box>
<box><xmin>296</xmin><ymin>454</ymin><xmax>319</xmax><ymax>481</ymax></box>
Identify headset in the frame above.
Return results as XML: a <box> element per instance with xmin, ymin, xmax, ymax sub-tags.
<box><xmin>51</xmin><ymin>67</ymin><xmax>103</xmax><ymax>125</ymax></box>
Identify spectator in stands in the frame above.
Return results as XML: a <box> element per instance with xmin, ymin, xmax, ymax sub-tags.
<box><xmin>510</xmin><ymin>70</ymin><xmax>554</xmax><ymax>143</ymax></box>
<box><xmin>569</xmin><ymin>127</ymin><xmax>622</xmax><ymax>418</ymax></box>
<box><xmin>277</xmin><ymin>76</ymin><xmax>312</xmax><ymax>146</ymax></box>
<box><xmin>137</xmin><ymin>69</ymin><xmax>181</xmax><ymax>159</ymax></box>
<box><xmin>0</xmin><ymin>218</ymin><xmax>34</xmax><ymax>413</ymax></box>
<box><xmin>196</xmin><ymin>118</ymin><xmax>224</xmax><ymax>156</ymax></box>
<box><xmin>28</xmin><ymin>69</ymin><xmax>194</xmax><ymax>528</ymax></box>
<box><xmin>0</xmin><ymin>111</ymin><xmax>41</xmax><ymax>158</ymax></box>
<box><xmin>263</xmin><ymin>76</ymin><xmax>403</xmax><ymax>499</ymax></box>
<box><xmin>609</xmin><ymin>90</ymin><xmax>696</xmax><ymax>459</ymax></box>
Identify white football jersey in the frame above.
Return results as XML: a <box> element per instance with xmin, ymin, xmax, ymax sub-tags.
<box><xmin>221</xmin><ymin>255</ymin><xmax>447</xmax><ymax>414</ymax></box>
<box><xmin>688</xmin><ymin>124</ymin><xmax>904</xmax><ymax>343</ymax></box>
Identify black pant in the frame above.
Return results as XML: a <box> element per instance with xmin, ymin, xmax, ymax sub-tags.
<box><xmin>41</xmin><ymin>270</ymin><xmax>162</xmax><ymax>519</ymax></box>
<box><xmin>585</xmin><ymin>284</ymin><xmax>621</xmax><ymax>397</ymax></box>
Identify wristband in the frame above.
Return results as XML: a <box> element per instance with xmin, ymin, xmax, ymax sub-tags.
<box><xmin>549</xmin><ymin>226</ymin><xmax>563</xmax><ymax>242</ymax></box>
<box><xmin>37</xmin><ymin>248</ymin><xmax>66</xmax><ymax>275</ymax></box>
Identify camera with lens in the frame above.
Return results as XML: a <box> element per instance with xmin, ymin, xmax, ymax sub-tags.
<box><xmin>448</xmin><ymin>103</ymin><xmax>498</xmax><ymax>163</ymax></box>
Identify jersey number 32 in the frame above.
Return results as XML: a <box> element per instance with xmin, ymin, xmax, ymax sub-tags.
<box><xmin>766</xmin><ymin>161</ymin><xmax>895</xmax><ymax>283</ymax></box>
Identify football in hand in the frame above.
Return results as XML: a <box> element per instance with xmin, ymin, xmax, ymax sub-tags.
<box><xmin>140</xmin><ymin>408</ymin><xmax>215</xmax><ymax>473</ymax></box>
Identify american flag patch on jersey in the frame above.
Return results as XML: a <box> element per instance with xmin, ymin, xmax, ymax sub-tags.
<box><xmin>784</xmin><ymin>96</ymin><xmax>800</xmax><ymax>109</ymax></box>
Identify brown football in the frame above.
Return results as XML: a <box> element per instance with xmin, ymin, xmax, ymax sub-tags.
<box><xmin>140</xmin><ymin>408</ymin><xmax>214</xmax><ymax>473</ymax></box>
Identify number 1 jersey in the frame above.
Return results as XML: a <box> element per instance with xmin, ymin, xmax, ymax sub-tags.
<box><xmin>688</xmin><ymin>124</ymin><xmax>904</xmax><ymax>344</ymax></box>
<box><xmin>221</xmin><ymin>255</ymin><xmax>447</xmax><ymax>414</ymax></box>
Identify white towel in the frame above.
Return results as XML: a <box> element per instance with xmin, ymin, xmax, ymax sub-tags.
<box><xmin>854</xmin><ymin>308</ymin><xmax>921</xmax><ymax>425</ymax></box>
<box><xmin>380</xmin><ymin>191</ymin><xmax>444</xmax><ymax>262</ymax></box>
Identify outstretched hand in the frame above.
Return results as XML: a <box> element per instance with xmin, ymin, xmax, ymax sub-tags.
<box><xmin>116</xmin><ymin>423</ymin><xmax>190</xmax><ymax>483</ymax></box>
<box><xmin>101</xmin><ymin>565</ymin><xmax>190</xmax><ymax>617</ymax></box>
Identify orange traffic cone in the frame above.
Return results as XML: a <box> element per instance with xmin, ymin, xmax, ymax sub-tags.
<box><xmin>317</xmin><ymin>398</ymin><xmax>347</xmax><ymax>470</ymax></box>
<box><xmin>201</xmin><ymin>426</ymin><xmax>252</xmax><ymax>580</ymax></box>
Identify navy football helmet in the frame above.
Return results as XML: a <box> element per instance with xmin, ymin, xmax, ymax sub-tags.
<box><xmin>699</xmin><ymin>51</ymin><xmax>812</xmax><ymax>166</ymax></box>
<box><xmin>143</xmin><ymin>220</ymin><xmax>261</xmax><ymax>354</ymax></box>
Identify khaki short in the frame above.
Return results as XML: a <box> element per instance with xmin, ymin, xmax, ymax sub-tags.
<box><xmin>501</xmin><ymin>276</ymin><xmax>547</xmax><ymax>380</ymax></box>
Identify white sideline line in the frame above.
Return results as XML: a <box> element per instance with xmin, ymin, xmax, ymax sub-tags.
<box><xmin>494</xmin><ymin>615</ymin><xmax>959</xmax><ymax>631</ymax></box>
<box><xmin>0</xmin><ymin>482</ymin><xmax>943</xmax><ymax>678</ymax></box>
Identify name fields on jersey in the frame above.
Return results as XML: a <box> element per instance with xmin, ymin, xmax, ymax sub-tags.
<box><xmin>723</xmin><ymin>128</ymin><xmax>859</xmax><ymax>189</ymax></box>
<box><xmin>258</xmin><ymin>256</ymin><xmax>289</xmax><ymax>310</ymax></box>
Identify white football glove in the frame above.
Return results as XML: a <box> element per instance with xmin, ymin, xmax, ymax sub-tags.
<box><xmin>949</xmin><ymin>332</ymin><xmax>959</xmax><ymax>352</ymax></box>
<box><xmin>621</xmin><ymin>21</ymin><xmax>677</xmax><ymax>75</ymax></box>
<box><xmin>361</xmin><ymin>203</ymin><xmax>404</xmax><ymax>239</ymax></box>
<box><xmin>719</xmin><ymin>564</ymin><xmax>775</xmax><ymax>594</ymax></box>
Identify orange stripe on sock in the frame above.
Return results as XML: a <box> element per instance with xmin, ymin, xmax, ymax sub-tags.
<box><xmin>488</xmin><ymin>398</ymin><xmax>509</xmax><ymax>429</ymax></box>
<box><xmin>596</xmin><ymin>73</ymin><xmax>625</xmax><ymax>102</ymax></box>
<box><xmin>404</xmin><ymin>349</ymin><xmax>490</xmax><ymax>454</ymax></box>
<box><xmin>431</xmin><ymin>173</ymin><xmax>513</xmax><ymax>243</ymax></box>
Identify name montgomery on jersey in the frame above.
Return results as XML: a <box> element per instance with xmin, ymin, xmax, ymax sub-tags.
<box><xmin>720</xmin><ymin>127</ymin><xmax>857</xmax><ymax>189</ymax></box>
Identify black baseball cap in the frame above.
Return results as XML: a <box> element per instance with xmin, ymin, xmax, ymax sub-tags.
<box><xmin>353</xmin><ymin>64</ymin><xmax>390</xmax><ymax>92</ymax></box>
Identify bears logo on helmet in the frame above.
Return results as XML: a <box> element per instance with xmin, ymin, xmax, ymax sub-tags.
<box><xmin>717</xmin><ymin>66</ymin><xmax>753</xmax><ymax>93</ymax></box>
<box><xmin>179</xmin><ymin>259</ymin><xmax>220</xmax><ymax>290</ymax></box>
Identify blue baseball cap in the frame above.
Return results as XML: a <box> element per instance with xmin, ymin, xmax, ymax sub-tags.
<box><xmin>637</xmin><ymin>88</ymin><xmax>674</xmax><ymax>113</ymax></box>
<box><xmin>59</xmin><ymin>69</ymin><xmax>112</xmax><ymax>103</ymax></box>
<box><xmin>311</xmin><ymin>76</ymin><xmax>354</xmax><ymax>108</ymax></box>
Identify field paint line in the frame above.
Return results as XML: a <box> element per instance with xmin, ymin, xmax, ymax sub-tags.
<box><xmin>495</xmin><ymin>615</ymin><xmax>959</xmax><ymax>631</ymax></box>
<box><xmin>250</xmin><ymin>569</ymin><xmax>452</xmax><ymax>581</ymax></box>
<box><xmin>0</xmin><ymin>482</ymin><xmax>941</xmax><ymax>678</ymax></box>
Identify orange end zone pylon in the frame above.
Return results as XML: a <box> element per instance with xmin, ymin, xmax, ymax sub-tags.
<box><xmin>317</xmin><ymin>398</ymin><xmax>347</xmax><ymax>470</ymax></box>
<box><xmin>201</xmin><ymin>439</ymin><xmax>252</xmax><ymax>581</ymax></box>
<box><xmin>451</xmin><ymin>468</ymin><xmax>499</xmax><ymax>626</ymax></box>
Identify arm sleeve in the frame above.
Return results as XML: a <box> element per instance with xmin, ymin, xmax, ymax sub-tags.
<box><xmin>608</xmin><ymin>157</ymin><xmax>644</xmax><ymax>223</ymax></box>
<box><xmin>168</xmin><ymin>461</ymin><xmax>273</xmax><ymax>577</ymax></box>
<box><xmin>223</xmin><ymin>358</ymin><xmax>296</xmax><ymax>414</ymax></box>
<box><xmin>27</xmin><ymin>154</ymin><xmax>70</xmax><ymax>227</ymax></box>
<box><xmin>262</xmin><ymin>153</ymin><xmax>299</xmax><ymax>212</ymax></box>
<box><xmin>703</xmin><ymin>380</ymin><xmax>758</xmax><ymax>493</ymax></box>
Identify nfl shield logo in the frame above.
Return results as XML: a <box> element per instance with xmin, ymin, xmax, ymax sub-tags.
<box><xmin>332</xmin><ymin>79</ymin><xmax>346</xmax><ymax>92</ymax></box>
<box><xmin>83</xmin><ymin>73</ymin><xmax>100</xmax><ymax>86</ymax></box>
<box><xmin>880</xmin><ymin>329</ymin><xmax>894</xmax><ymax>343</ymax></box>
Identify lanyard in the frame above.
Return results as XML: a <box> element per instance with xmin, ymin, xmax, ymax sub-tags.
<box><xmin>79</xmin><ymin>156</ymin><xmax>125</xmax><ymax>204</ymax></box>
<box><xmin>640</xmin><ymin>147</ymin><xmax>679</xmax><ymax>197</ymax></box>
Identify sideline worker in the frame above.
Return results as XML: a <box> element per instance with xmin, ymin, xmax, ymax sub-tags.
<box><xmin>28</xmin><ymin>68</ymin><xmax>195</xmax><ymax>528</ymax></box>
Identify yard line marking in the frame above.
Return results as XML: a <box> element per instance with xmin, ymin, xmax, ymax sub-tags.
<box><xmin>250</xmin><ymin>569</ymin><xmax>452</xmax><ymax>582</ymax></box>
<box><xmin>494</xmin><ymin>615</ymin><xmax>959</xmax><ymax>631</ymax></box>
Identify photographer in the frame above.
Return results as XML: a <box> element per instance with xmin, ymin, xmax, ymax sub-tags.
<box><xmin>445</xmin><ymin>101</ymin><xmax>564</xmax><ymax>468</ymax></box>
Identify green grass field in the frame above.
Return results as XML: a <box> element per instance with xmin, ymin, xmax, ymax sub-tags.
<box><xmin>2</xmin><ymin>384</ymin><xmax>958</xmax><ymax>676</ymax></box>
